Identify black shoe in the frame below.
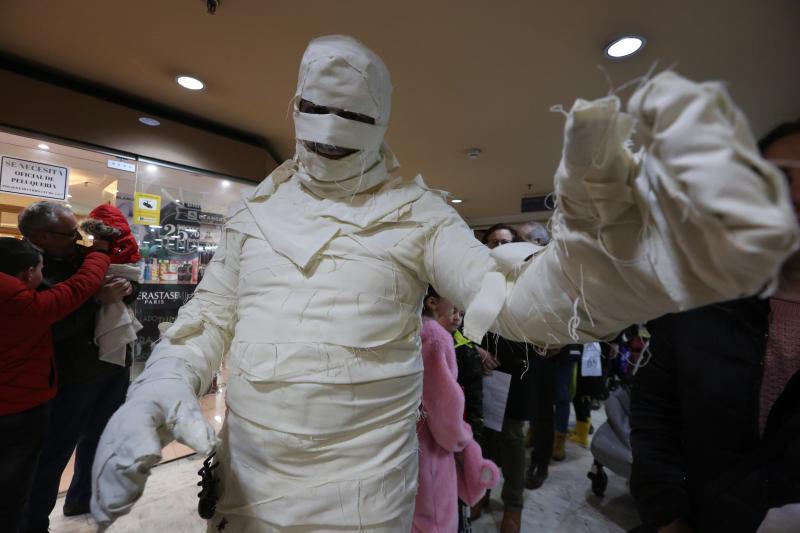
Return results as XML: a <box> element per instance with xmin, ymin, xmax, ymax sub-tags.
<box><xmin>63</xmin><ymin>501</ymin><xmax>91</xmax><ymax>516</ymax></box>
<box><xmin>470</xmin><ymin>491</ymin><xmax>490</xmax><ymax>520</ymax></box>
<box><xmin>587</xmin><ymin>462</ymin><xmax>608</xmax><ymax>497</ymax></box>
<box><xmin>525</xmin><ymin>463</ymin><xmax>548</xmax><ymax>490</ymax></box>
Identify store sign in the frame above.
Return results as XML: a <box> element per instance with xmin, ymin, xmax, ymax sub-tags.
<box><xmin>174</xmin><ymin>203</ymin><xmax>201</xmax><ymax>224</ymax></box>
<box><xmin>107</xmin><ymin>159</ymin><xmax>136</xmax><ymax>173</ymax></box>
<box><xmin>158</xmin><ymin>224</ymin><xmax>201</xmax><ymax>255</ymax></box>
<box><xmin>133</xmin><ymin>192</ymin><xmax>161</xmax><ymax>225</ymax></box>
<box><xmin>198</xmin><ymin>211</ymin><xmax>225</xmax><ymax>226</ymax></box>
<box><xmin>0</xmin><ymin>156</ymin><xmax>69</xmax><ymax>200</ymax></box>
<box><xmin>134</xmin><ymin>283</ymin><xmax>196</xmax><ymax>363</ymax></box>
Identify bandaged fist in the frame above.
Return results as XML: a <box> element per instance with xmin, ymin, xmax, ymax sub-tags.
<box><xmin>91</xmin><ymin>361</ymin><xmax>218</xmax><ymax>529</ymax></box>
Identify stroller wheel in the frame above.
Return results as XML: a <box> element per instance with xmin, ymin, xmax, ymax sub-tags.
<box><xmin>587</xmin><ymin>462</ymin><xmax>608</xmax><ymax>497</ymax></box>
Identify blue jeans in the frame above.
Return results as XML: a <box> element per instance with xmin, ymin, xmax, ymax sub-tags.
<box><xmin>21</xmin><ymin>367</ymin><xmax>128</xmax><ymax>531</ymax></box>
<box><xmin>554</xmin><ymin>354</ymin><xmax>579</xmax><ymax>433</ymax></box>
<box><xmin>529</xmin><ymin>355</ymin><xmax>557</xmax><ymax>466</ymax></box>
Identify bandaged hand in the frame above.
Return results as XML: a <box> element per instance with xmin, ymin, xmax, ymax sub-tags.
<box><xmin>91</xmin><ymin>357</ymin><xmax>218</xmax><ymax>529</ymax></box>
<box><xmin>555</xmin><ymin>93</ymin><xmax>637</xmax><ymax>226</ymax></box>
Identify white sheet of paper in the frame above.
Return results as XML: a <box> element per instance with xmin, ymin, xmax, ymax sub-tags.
<box><xmin>482</xmin><ymin>371</ymin><xmax>512</xmax><ymax>432</ymax></box>
<box><xmin>582</xmin><ymin>342</ymin><xmax>603</xmax><ymax>377</ymax></box>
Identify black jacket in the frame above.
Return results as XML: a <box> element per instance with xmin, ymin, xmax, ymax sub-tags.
<box><xmin>454</xmin><ymin>332</ymin><xmax>484</xmax><ymax>442</ymax></box>
<box><xmin>43</xmin><ymin>251</ymin><xmax>134</xmax><ymax>385</ymax></box>
<box><xmin>483</xmin><ymin>333</ymin><xmax>537</xmax><ymax>421</ymax></box>
<box><xmin>630</xmin><ymin>298</ymin><xmax>800</xmax><ymax>533</ymax></box>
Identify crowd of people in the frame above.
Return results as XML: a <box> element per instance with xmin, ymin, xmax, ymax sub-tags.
<box><xmin>0</xmin><ymin>33</ymin><xmax>799</xmax><ymax>533</ymax></box>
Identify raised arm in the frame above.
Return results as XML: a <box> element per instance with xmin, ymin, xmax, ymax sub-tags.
<box><xmin>426</xmin><ymin>72</ymin><xmax>798</xmax><ymax>347</ymax></box>
<box><xmin>24</xmin><ymin>251</ymin><xmax>110</xmax><ymax>323</ymax></box>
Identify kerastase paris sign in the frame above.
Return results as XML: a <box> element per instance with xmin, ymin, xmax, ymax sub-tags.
<box><xmin>0</xmin><ymin>156</ymin><xmax>69</xmax><ymax>200</ymax></box>
<box><xmin>135</xmin><ymin>283</ymin><xmax>196</xmax><ymax>362</ymax></box>
<box><xmin>137</xmin><ymin>289</ymin><xmax>189</xmax><ymax>305</ymax></box>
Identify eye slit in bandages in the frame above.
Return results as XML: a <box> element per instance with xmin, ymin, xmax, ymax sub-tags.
<box><xmin>298</xmin><ymin>98</ymin><xmax>376</xmax><ymax>125</ymax></box>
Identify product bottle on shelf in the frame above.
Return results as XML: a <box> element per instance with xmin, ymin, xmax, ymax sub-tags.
<box><xmin>160</xmin><ymin>260</ymin><xmax>169</xmax><ymax>282</ymax></box>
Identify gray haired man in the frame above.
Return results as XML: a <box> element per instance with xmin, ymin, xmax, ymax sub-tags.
<box><xmin>18</xmin><ymin>201</ymin><xmax>134</xmax><ymax>531</ymax></box>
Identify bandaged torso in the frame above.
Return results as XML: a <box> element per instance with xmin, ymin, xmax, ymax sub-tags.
<box><xmin>209</xmin><ymin>166</ymin><xmax>456</xmax><ymax>437</ymax></box>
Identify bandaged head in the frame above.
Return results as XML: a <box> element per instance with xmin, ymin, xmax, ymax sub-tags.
<box><xmin>293</xmin><ymin>35</ymin><xmax>398</xmax><ymax>197</ymax></box>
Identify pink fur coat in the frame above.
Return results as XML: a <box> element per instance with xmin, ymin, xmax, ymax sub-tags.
<box><xmin>413</xmin><ymin>317</ymin><xmax>498</xmax><ymax>532</ymax></box>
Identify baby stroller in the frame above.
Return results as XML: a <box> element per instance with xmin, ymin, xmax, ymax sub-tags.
<box><xmin>587</xmin><ymin>385</ymin><xmax>632</xmax><ymax>496</ymax></box>
<box><xmin>587</xmin><ymin>325</ymin><xmax>649</xmax><ymax>496</ymax></box>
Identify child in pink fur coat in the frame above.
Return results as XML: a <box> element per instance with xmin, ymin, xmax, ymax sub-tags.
<box><xmin>414</xmin><ymin>287</ymin><xmax>499</xmax><ymax>533</ymax></box>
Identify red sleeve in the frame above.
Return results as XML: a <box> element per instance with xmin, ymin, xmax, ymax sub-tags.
<box><xmin>421</xmin><ymin>321</ymin><xmax>474</xmax><ymax>453</ymax></box>
<box><xmin>23</xmin><ymin>251</ymin><xmax>111</xmax><ymax>323</ymax></box>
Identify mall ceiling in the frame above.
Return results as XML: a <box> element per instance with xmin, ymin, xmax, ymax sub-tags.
<box><xmin>1</xmin><ymin>1</ymin><xmax>799</xmax><ymax>222</ymax></box>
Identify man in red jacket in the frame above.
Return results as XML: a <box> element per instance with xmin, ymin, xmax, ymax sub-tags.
<box><xmin>0</xmin><ymin>236</ymin><xmax>111</xmax><ymax>533</ymax></box>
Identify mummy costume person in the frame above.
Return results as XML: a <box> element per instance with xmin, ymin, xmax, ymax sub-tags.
<box><xmin>92</xmin><ymin>35</ymin><xmax>799</xmax><ymax>532</ymax></box>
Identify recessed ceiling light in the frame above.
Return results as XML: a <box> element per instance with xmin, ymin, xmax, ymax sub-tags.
<box><xmin>146</xmin><ymin>164</ymin><xmax>157</xmax><ymax>173</ymax></box>
<box><xmin>176</xmin><ymin>75</ymin><xmax>205</xmax><ymax>91</ymax></box>
<box><xmin>139</xmin><ymin>117</ymin><xmax>161</xmax><ymax>126</ymax></box>
<box><xmin>37</xmin><ymin>143</ymin><xmax>50</xmax><ymax>150</ymax></box>
<box><xmin>221</xmin><ymin>180</ymin><xmax>230</xmax><ymax>188</ymax></box>
<box><xmin>451</xmin><ymin>198</ymin><xmax>463</xmax><ymax>204</ymax></box>
<box><xmin>605</xmin><ymin>36</ymin><xmax>645</xmax><ymax>58</ymax></box>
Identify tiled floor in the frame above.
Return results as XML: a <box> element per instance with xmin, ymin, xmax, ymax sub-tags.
<box><xmin>50</xmin><ymin>456</ymin><xmax>206</xmax><ymax>532</ymax></box>
<box><xmin>50</xmin><ymin>406</ymin><xmax>641</xmax><ymax>532</ymax></box>
<box><xmin>471</xmin><ymin>413</ymin><xmax>640</xmax><ymax>532</ymax></box>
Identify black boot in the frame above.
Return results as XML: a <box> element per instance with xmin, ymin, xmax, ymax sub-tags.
<box><xmin>63</xmin><ymin>500</ymin><xmax>91</xmax><ymax>516</ymax></box>
<box><xmin>588</xmin><ymin>460</ymin><xmax>608</xmax><ymax>497</ymax></box>
<box><xmin>525</xmin><ymin>461</ymin><xmax>548</xmax><ymax>490</ymax></box>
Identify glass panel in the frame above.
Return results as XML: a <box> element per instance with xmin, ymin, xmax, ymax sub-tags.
<box><xmin>127</xmin><ymin>161</ymin><xmax>254</xmax><ymax>368</ymax></box>
<box><xmin>0</xmin><ymin>129</ymin><xmax>256</xmax><ymax>370</ymax></box>
<box><xmin>0</xmin><ymin>130</ymin><xmax>135</xmax><ymax>237</ymax></box>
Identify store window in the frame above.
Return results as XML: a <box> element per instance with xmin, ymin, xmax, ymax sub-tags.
<box><xmin>0</xmin><ymin>130</ymin><xmax>253</xmax><ymax>372</ymax></box>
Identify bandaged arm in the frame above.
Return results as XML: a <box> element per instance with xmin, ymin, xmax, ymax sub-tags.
<box><xmin>426</xmin><ymin>72</ymin><xmax>798</xmax><ymax>347</ymax></box>
<box><xmin>91</xmin><ymin>229</ymin><xmax>242</xmax><ymax>527</ymax></box>
<box><xmin>145</xmin><ymin>227</ymin><xmax>242</xmax><ymax>394</ymax></box>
